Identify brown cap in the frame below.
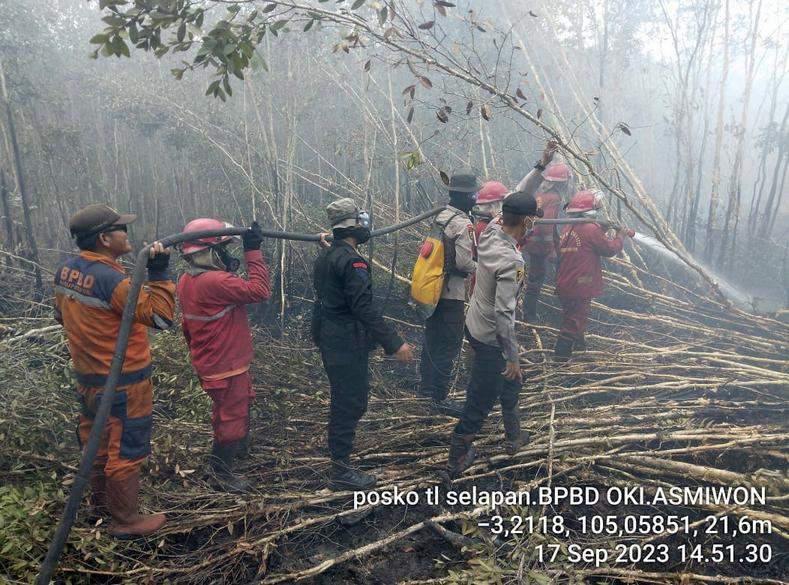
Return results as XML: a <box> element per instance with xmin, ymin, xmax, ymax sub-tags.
<box><xmin>68</xmin><ymin>204</ymin><xmax>137</xmax><ymax>237</ymax></box>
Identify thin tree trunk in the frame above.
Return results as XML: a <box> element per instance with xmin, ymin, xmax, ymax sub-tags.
<box><xmin>705</xmin><ymin>0</ymin><xmax>730</xmax><ymax>262</ymax></box>
<box><xmin>719</xmin><ymin>0</ymin><xmax>763</xmax><ymax>270</ymax></box>
<box><xmin>0</xmin><ymin>168</ymin><xmax>14</xmax><ymax>266</ymax></box>
<box><xmin>0</xmin><ymin>57</ymin><xmax>43</xmax><ymax>297</ymax></box>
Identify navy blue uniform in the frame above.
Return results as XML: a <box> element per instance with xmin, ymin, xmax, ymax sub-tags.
<box><xmin>312</xmin><ymin>241</ymin><xmax>402</xmax><ymax>460</ymax></box>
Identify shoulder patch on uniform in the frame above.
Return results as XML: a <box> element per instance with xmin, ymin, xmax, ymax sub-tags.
<box><xmin>352</xmin><ymin>261</ymin><xmax>368</xmax><ymax>269</ymax></box>
<box><xmin>516</xmin><ymin>267</ymin><xmax>525</xmax><ymax>283</ymax></box>
<box><xmin>467</xmin><ymin>224</ymin><xmax>474</xmax><ymax>240</ymax></box>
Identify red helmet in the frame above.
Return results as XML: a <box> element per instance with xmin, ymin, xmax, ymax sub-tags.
<box><xmin>476</xmin><ymin>181</ymin><xmax>508</xmax><ymax>204</ymax></box>
<box><xmin>566</xmin><ymin>190</ymin><xmax>598</xmax><ymax>213</ymax></box>
<box><xmin>180</xmin><ymin>218</ymin><xmax>237</xmax><ymax>254</ymax></box>
<box><xmin>543</xmin><ymin>162</ymin><xmax>570</xmax><ymax>182</ymax></box>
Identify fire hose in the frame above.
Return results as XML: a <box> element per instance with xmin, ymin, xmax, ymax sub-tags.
<box><xmin>35</xmin><ymin>206</ymin><xmax>444</xmax><ymax>584</ymax></box>
<box><xmin>36</xmin><ymin>207</ymin><xmax>634</xmax><ymax>583</ymax></box>
<box><xmin>534</xmin><ymin>217</ymin><xmax>636</xmax><ymax>237</ymax></box>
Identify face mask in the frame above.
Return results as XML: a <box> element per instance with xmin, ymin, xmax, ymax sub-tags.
<box><xmin>215</xmin><ymin>245</ymin><xmax>240</xmax><ymax>272</ymax></box>
<box><xmin>451</xmin><ymin>193</ymin><xmax>476</xmax><ymax>213</ymax></box>
<box><xmin>347</xmin><ymin>226</ymin><xmax>371</xmax><ymax>245</ymax></box>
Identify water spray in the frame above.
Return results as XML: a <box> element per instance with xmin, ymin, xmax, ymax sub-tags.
<box><xmin>535</xmin><ymin>218</ymin><xmax>754</xmax><ymax>309</ymax></box>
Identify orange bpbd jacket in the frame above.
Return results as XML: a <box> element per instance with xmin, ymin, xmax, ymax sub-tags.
<box><xmin>54</xmin><ymin>251</ymin><xmax>176</xmax><ymax>385</ymax></box>
<box><xmin>556</xmin><ymin>223</ymin><xmax>623</xmax><ymax>299</ymax></box>
<box><xmin>177</xmin><ymin>250</ymin><xmax>271</xmax><ymax>380</ymax></box>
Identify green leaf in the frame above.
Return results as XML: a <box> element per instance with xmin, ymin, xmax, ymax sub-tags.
<box><xmin>223</xmin><ymin>76</ymin><xmax>233</xmax><ymax>96</ymax></box>
<box><xmin>206</xmin><ymin>80</ymin><xmax>220</xmax><ymax>96</ymax></box>
<box><xmin>227</xmin><ymin>4</ymin><xmax>241</xmax><ymax>13</ymax></box>
<box><xmin>89</xmin><ymin>34</ymin><xmax>109</xmax><ymax>45</ymax></box>
<box><xmin>177</xmin><ymin>22</ymin><xmax>186</xmax><ymax>42</ymax></box>
<box><xmin>171</xmin><ymin>68</ymin><xmax>185</xmax><ymax>80</ymax></box>
<box><xmin>351</xmin><ymin>0</ymin><xmax>365</xmax><ymax>9</ymax></box>
<box><xmin>303</xmin><ymin>19</ymin><xmax>314</xmax><ymax>32</ymax></box>
<box><xmin>216</xmin><ymin>87</ymin><xmax>227</xmax><ymax>102</ymax></box>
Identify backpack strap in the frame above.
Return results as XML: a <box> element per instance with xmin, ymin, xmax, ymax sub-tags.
<box><xmin>435</xmin><ymin>210</ymin><xmax>464</xmax><ymax>279</ymax></box>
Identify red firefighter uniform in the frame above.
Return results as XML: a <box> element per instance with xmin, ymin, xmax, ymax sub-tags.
<box><xmin>555</xmin><ymin>223</ymin><xmax>623</xmax><ymax>346</ymax></box>
<box><xmin>54</xmin><ymin>251</ymin><xmax>175</xmax><ymax>481</ymax></box>
<box><xmin>177</xmin><ymin>249</ymin><xmax>271</xmax><ymax>445</ymax></box>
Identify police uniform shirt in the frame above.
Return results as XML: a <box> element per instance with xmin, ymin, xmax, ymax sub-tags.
<box><xmin>465</xmin><ymin>220</ymin><xmax>525</xmax><ymax>363</ymax></box>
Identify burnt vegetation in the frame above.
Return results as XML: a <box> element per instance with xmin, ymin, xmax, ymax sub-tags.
<box><xmin>0</xmin><ymin>0</ymin><xmax>787</xmax><ymax>583</ymax></box>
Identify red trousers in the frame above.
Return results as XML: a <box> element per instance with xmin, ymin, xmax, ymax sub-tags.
<box><xmin>559</xmin><ymin>296</ymin><xmax>592</xmax><ymax>340</ymax></box>
<box><xmin>201</xmin><ymin>371</ymin><xmax>255</xmax><ymax>445</ymax></box>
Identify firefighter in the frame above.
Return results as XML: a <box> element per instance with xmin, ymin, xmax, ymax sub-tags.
<box><xmin>418</xmin><ymin>174</ymin><xmax>479</xmax><ymax>417</ymax></box>
<box><xmin>55</xmin><ymin>204</ymin><xmax>175</xmax><ymax>538</ymax></box>
<box><xmin>469</xmin><ymin>181</ymin><xmax>508</xmax><ymax>295</ymax></box>
<box><xmin>472</xmin><ymin>181</ymin><xmax>509</xmax><ymax>248</ymax></box>
<box><xmin>554</xmin><ymin>190</ymin><xmax>630</xmax><ymax>361</ymax></box>
<box><xmin>176</xmin><ymin>219</ymin><xmax>271</xmax><ymax>493</ymax></box>
<box><xmin>521</xmin><ymin>162</ymin><xmax>572</xmax><ymax>322</ymax></box>
<box><xmin>313</xmin><ymin>198</ymin><xmax>413</xmax><ymax>490</ymax></box>
<box><xmin>445</xmin><ymin>191</ymin><xmax>541</xmax><ymax>479</ymax></box>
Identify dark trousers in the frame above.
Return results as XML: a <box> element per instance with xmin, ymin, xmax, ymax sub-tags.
<box><xmin>322</xmin><ymin>352</ymin><xmax>370</xmax><ymax>461</ymax></box>
<box><xmin>559</xmin><ymin>296</ymin><xmax>592</xmax><ymax>341</ymax></box>
<box><xmin>455</xmin><ymin>330</ymin><xmax>522</xmax><ymax>436</ymax></box>
<box><xmin>525</xmin><ymin>253</ymin><xmax>549</xmax><ymax>294</ymax></box>
<box><xmin>420</xmin><ymin>298</ymin><xmax>465</xmax><ymax>400</ymax></box>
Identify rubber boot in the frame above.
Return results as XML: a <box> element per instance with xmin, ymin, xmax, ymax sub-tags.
<box><xmin>445</xmin><ymin>433</ymin><xmax>476</xmax><ymax>479</ymax></box>
<box><xmin>106</xmin><ymin>469</ymin><xmax>166</xmax><ymax>539</ymax></box>
<box><xmin>330</xmin><ymin>459</ymin><xmax>376</xmax><ymax>491</ymax></box>
<box><xmin>502</xmin><ymin>409</ymin><xmax>529</xmax><ymax>456</ymax></box>
<box><xmin>574</xmin><ymin>334</ymin><xmax>587</xmax><ymax>354</ymax></box>
<box><xmin>523</xmin><ymin>291</ymin><xmax>539</xmax><ymax>323</ymax></box>
<box><xmin>553</xmin><ymin>335</ymin><xmax>574</xmax><ymax>363</ymax></box>
<box><xmin>211</xmin><ymin>441</ymin><xmax>251</xmax><ymax>494</ymax></box>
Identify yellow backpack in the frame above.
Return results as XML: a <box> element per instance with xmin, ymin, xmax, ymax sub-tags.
<box><xmin>410</xmin><ymin>212</ymin><xmax>460</xmax><ymax>319</ymax></box>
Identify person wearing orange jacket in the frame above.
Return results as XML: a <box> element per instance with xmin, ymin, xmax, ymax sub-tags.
<box><xmin>554</xmin><ymin>191</ymin><xmax>630</xmax><ymax>360</ymax></box>
<box><xmin>521</xmin><ymin>162</ymin><xmax>572</xmax><ymax>322</ymax></box>
<box><xmin>177</xmin><ymin>219</ymin><xmax>271</xmax><ymax>493</ymax></box>
<box><xmin>55</xmin><ymin>204</ymin><xmax>175</xmax><ymax>538</ymax></box>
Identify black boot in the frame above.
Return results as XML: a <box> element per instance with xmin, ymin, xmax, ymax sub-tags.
<box><xmin>523</xmin><ymin>291</ymin><xmax>539</xmax><ymax>322</ymax></box>
<box><xmin>553</xmin><ymin>335</ymin><xmax>574</xmax><ymax>363</ymax></box>
<box><xmin>445</xmin><ymin>433</ymin><xmax>476</xmax><ymax>479</ymax></box>
<box><xmin>502</xmin><ymin>409</ymin><xmax>529</xmax><ymax>456</ymax></box>
<box><xmin>330</xmin><ymin>459</ymin><xmax>376</xmax><ymax>491</ymax></box>
<box><xmin>432</xmin><ymin>397</ymin><xmax>464</xmax><ymax>418</ymax></box>
<box><xmin>210</xmin><ymin>441</ymin><xmax>251</xmax><ymax>494</ymax></box>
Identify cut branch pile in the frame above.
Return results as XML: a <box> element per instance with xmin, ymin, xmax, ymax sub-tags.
<box><xmin>0</xmin><ymin>235</ymin><xmax>786</xmax><ymax>584</ymax></box>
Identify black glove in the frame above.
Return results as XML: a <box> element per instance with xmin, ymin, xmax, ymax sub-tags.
<box><xmin>147</xmin><ymin>250</ymin><xmax>171</xmax><ymax>280</ymax></box>
<box><xmin>242</xmin><ymin>221</ymin><xmax>264</xmax><ymax>251</ymax></box>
